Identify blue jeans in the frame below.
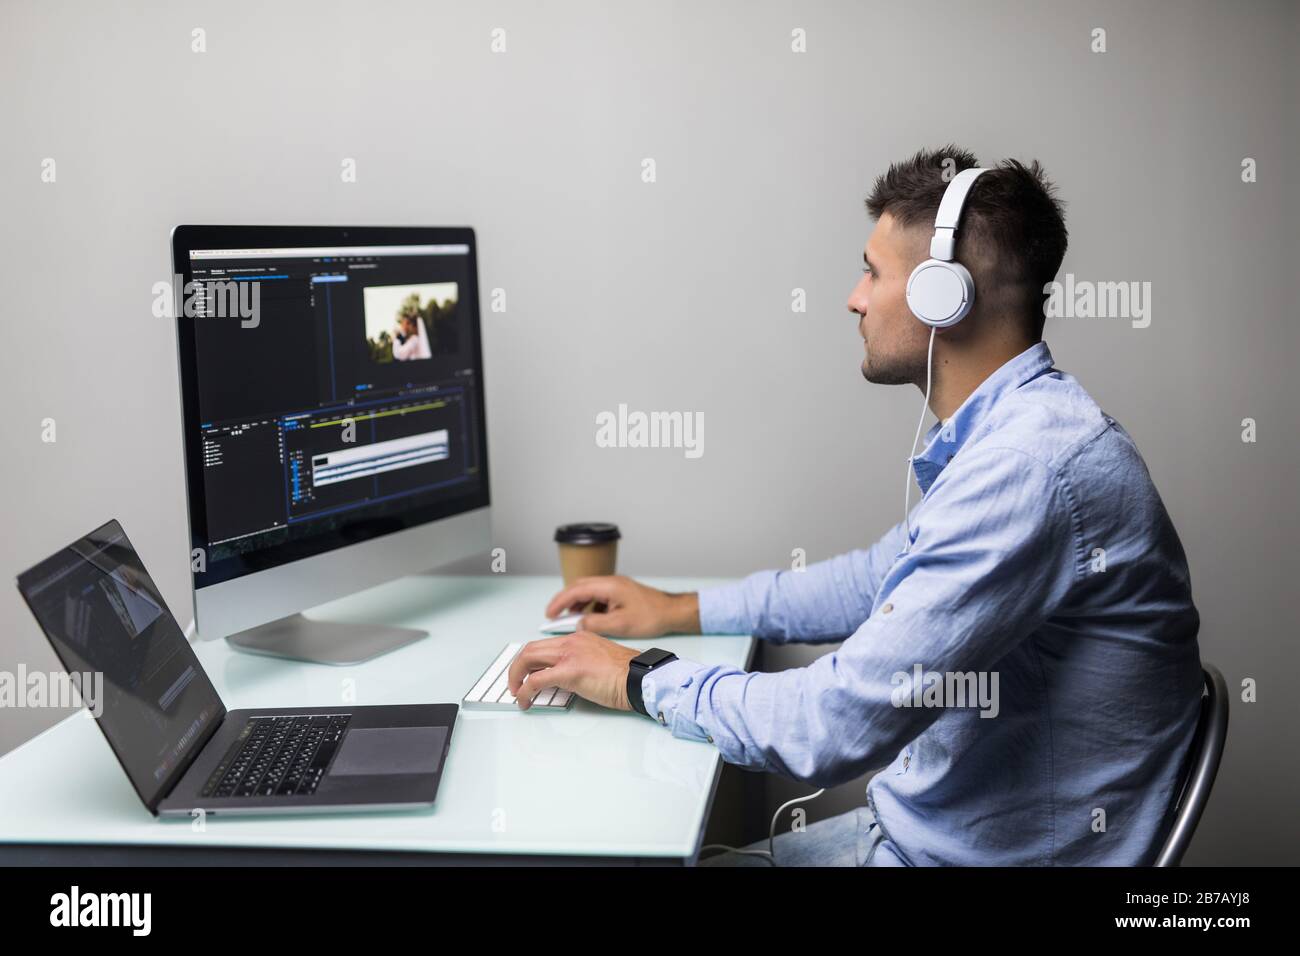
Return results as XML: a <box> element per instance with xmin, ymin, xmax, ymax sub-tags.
<box><xmin>699</xmin><ymin>806</ymin><xmax>886</xmax><ymax>867</ymax></box>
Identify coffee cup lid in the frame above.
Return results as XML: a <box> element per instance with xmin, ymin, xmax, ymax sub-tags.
<box><xmin>554</xmin><ymin>522</ymin><xmax>621</xmax><ymax>544</ymax></box>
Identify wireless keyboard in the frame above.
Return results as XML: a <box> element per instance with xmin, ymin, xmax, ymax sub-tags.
<box><xmin>462</xmin><ymin>642</ymin><xmax>575</xmax><ymax>711</ymax></box>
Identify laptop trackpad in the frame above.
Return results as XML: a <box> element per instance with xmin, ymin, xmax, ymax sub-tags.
<box><xmin>330</xmin><ymin>727</ymin><xmax>447</xmax><ymax>776</ymax></box>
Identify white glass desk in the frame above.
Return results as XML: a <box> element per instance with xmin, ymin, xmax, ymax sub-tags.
<box><xmin>0</xmin><ymin>575</ymin><xmax>753</xmax><ymax>865</ymax></box>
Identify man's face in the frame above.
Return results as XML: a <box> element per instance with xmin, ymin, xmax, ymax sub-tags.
<box><xmin>846</xmin><ymin>212</ymin><xmax>933</xmax><ymax>386</ymax></box>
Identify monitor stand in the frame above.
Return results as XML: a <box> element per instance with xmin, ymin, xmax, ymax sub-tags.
<box><xmin>226</xmin><ymin>613</ymin><xmax>428</xmax><ymax>665</ymax></box>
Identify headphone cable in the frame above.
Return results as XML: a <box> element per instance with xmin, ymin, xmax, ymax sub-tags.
<box><xmin>902</xmin><ymin>327</ymin><xmax>938</xmax><ymax>552</ymax></box>
<box><xmin>697</xmin><ymin>788</ymin><xmax>828</xmax><ymax>866</ymax></box>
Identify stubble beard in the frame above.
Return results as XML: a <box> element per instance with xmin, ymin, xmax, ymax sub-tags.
<box><xmin>861</xmin><ymin>344</ymin><xmax>926</xmax><ymax>387</ymax></box>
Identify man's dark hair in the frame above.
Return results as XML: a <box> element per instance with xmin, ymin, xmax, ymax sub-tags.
<box><xmin>865</xmin><ymin>145</ymin><xmax>1068</xmax><ymax>340</ymax></box>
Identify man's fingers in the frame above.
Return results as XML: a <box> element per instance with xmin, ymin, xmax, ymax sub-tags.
<box><xmin>545</xmin><ymin>577</ymin><xmax>619</xmax><ymax>618</ymax></box>
<box><xmin>506</xmin><ymin>639</ymin><xmax>565</xmax><ymax>693</ymax></box>
<box><xmin>544</xmin><ymin>584</ymin><xmax>605</xmax><ymax>619</ymax></box>
<box><xmin>515</xmin><ymin>665</ymin><xmax>573</xmax><ymax>710</ymax></box>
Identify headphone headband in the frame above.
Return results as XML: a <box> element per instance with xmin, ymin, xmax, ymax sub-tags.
<box><xmin>905</xmin><ymin>165</ymin><xmax>990</xmax><ymax>330</ymax></box>
<box><xmin>929</xmin><ymin>167</ymin><xmax>988</xmax><ymax>260</ymax></box>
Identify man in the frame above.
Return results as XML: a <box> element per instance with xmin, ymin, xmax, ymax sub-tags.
<box><xmin>507</xmin><ymin>146</ymin><xmax>1202</xmax><ymax>866</ymax></box>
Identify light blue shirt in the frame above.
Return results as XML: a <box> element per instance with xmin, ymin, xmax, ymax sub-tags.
<box><xmin>643</xmin><ymin>342</ymin><xmax>1202</xmax><ymax>866</ymax></box>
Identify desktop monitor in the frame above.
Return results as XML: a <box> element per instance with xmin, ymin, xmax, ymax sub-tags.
<box><xmin>170</xmin><ymin>225</ymin><xmax>491</xmax><ymax>663</ymax></box>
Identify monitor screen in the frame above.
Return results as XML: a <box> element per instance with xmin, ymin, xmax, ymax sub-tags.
<box><xmin>172</xmin><ymin>227</ymin><xmax>490</xmax><ymax>589</ymax></box>
<box><xmin>16</xmin><ymin>520</ymin><xmax>226</xmax><ymax>811</ymax></box>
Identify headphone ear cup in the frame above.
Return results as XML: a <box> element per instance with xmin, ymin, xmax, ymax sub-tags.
<box><xmin>906</xmin><ymin>259</ymin><xmax>975</xmax><ymax>329</ymax></box>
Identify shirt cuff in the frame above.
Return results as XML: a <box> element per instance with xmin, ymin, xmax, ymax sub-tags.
<box><xmin>697</xmin><ymin>583</ymin><xmax>751</xmax><ymax>634</ymax></box>
<box><xmin>639</xmin><ymin>657</ymin><xmax>714</xmax><ymax>743</ymax></box>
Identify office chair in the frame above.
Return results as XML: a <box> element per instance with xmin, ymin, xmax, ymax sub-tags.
<box><xmin>1154</xmin><ymin>663</ymin><xmax>1229</xmax><ymax>867</ymax></box>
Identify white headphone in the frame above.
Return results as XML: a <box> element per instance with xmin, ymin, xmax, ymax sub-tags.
<box><xmin>905</xmin><ymin>167</ymin><xmax>989</xmax><ymax>328</ymax></box>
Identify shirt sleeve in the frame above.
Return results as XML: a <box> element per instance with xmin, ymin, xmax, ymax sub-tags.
<box><xmin>696</xmin><ymin>520</ymin><xmax>909</xmax><ymax>643</ymax></box>
<box><xmin>642</xmin><ymin>447</ymin><xmax>1083</xmax><ymax>785</ymax></box>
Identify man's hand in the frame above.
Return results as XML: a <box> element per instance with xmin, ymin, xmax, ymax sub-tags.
<box><xmin>506</xmin><ymin>632</ymin><xmax>640</xmax><ymax>711</ymax></box>
<box><xmin>544</xmin><ymin>575</ymin><xmax>699</xmax><ymax>638</ymax></box>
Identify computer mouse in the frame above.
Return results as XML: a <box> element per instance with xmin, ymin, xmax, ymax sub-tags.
<box><xmin>538</xmin><ymin>612</ymin><xmax>584</xmax><ymax>634</ymax></box>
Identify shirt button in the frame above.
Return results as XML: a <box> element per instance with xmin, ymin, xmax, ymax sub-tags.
<box><xmin>881</xmin><ymin>603</ymin><xmax>894</xmax><ymax>614</ymax></box>
<box><xmin>657</xmin><ymin>711</ymin><xmax>666</xmax><ymax>726</ymax></box>
<box><xmin>903</xmin><ymin>754</ymin><xmax>910</xmax><ymax>770</ymax></box>
<box><xmin>706</xmin><ymin>735</ymin><xmax>714</xmax><ymax>744</ymax></box>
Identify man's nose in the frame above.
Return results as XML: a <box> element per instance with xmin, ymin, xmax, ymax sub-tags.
<box><xmin>847</xmin><ymin>276</ymin><xmax>869</xmax><ymax>316</ymax></box>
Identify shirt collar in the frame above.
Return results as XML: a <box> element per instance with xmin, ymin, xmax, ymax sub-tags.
<box><xmin>910</xmin><ymin>341</ymin><xmax>1056</xmax><ymax>494</ymax></box>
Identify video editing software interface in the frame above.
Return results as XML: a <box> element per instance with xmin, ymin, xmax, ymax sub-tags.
<box><xmin>185</xmin><ymin>242</ymin><xmax>485</xmax><ymax>582</ymax></box>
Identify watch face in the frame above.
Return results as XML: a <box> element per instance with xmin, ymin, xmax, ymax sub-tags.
<box><xmin>636</xmin><ymin>648</ymin><xmax>677</xmax><ymax>669</ymax></box>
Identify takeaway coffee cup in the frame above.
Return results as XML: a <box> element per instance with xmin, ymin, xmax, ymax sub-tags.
<box><xmin>554</xmin><ymin>523</ymin><xmax>621</xmax><ymax>587</ymax></box>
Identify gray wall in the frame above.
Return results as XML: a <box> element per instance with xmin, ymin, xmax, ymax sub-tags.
<box><xmin>1</xmin><ymin>0</ymin><xmax>1295</xmax><ymax>865</ymax></box>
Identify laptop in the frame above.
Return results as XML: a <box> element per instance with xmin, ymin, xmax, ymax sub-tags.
<box><xmin>16</xmin><ymin>519</ymin><xmax>457</xmax><ymax>817</ymax></box>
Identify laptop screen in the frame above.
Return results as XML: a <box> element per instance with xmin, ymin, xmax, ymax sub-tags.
<box><xmin>17</xmin><ymin>520</ymin><xmax>225</xmax><ymax>811</ymax></box>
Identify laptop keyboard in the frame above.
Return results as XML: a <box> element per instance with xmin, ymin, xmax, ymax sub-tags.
<box><xmin>200</xmin><ymin>714</ymin><xmax>351</xmax><ymax>799</ymax></box>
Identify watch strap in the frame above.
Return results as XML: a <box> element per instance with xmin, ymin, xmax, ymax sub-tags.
<box><xmin>627</xmin><ymin>648</ymin><xmax>677</xmax><ymax>716</ymax></box>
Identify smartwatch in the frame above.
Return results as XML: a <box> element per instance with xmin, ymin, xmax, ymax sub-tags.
<box><xmin>627</xmin><ymin>648</ymin><xmax>678</xmax><ymax>717</ymax></box>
